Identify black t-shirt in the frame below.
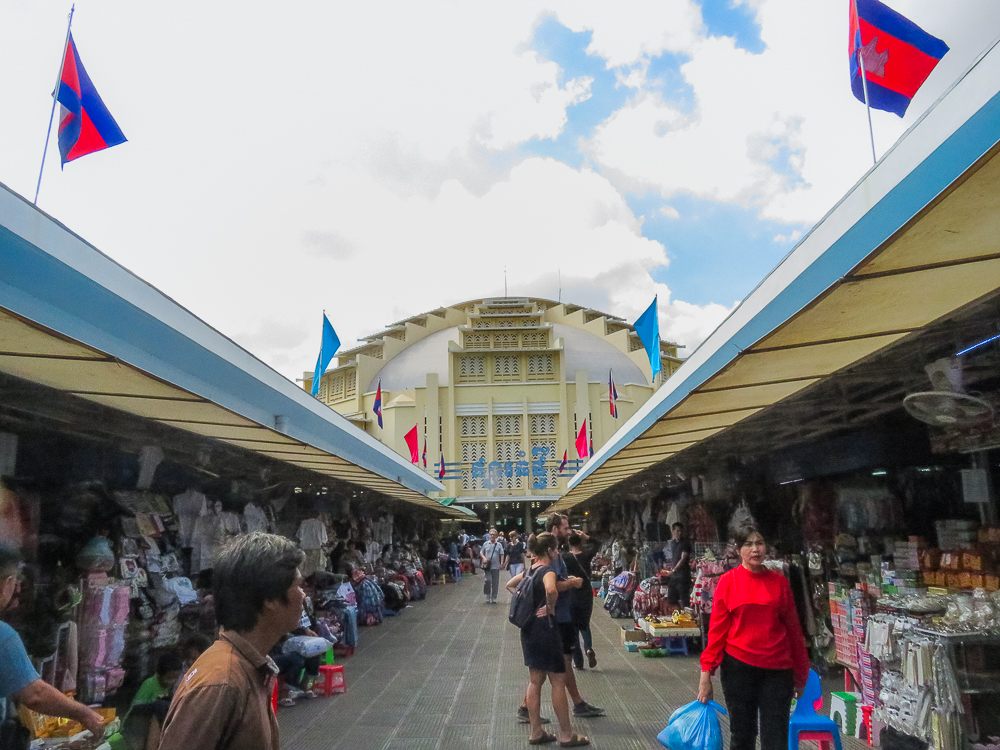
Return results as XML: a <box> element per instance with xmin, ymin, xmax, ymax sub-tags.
<box><xmin>668</xmin><ymin>538</ymin><xmax>692</xmax><ymax>576</ymax></box>
<box><xmin>508</xmin><ymin>541</ymin><xmax>525</xmax><ymax>565</ymax></box>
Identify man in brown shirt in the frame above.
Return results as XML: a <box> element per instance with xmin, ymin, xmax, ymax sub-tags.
<box><xmin>158</xmin><ymin>533</ymin><xmax>305</xmax><ymax>750</ymax></box>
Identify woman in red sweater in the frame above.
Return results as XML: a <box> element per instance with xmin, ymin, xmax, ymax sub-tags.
<box><xmin>697</xmin><ymin>512</ymin><xmax>809</xmax><ymax>750</ymax></box>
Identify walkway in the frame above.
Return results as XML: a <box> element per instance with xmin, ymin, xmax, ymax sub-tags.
<box><xmin>280</xmin><ymin>575</ymin><xmax>861</xmax><ymax>750</ymax></box>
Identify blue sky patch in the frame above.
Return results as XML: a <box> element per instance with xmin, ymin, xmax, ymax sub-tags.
<box><xmin>627</xmin><ymin>193</ymin><xmax>810</xmax><ymax>306</ymax></box>
<box><xmin>524</xmin><ymin>7</ymin><xmax>799</xmax><ymax>311</ymax></box>
<box><xmin>700</xmin><ymin>1</ymin><xmax>765</xmax><ymax>54</ymax></box>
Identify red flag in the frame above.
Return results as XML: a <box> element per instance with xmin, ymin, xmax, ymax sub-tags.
<box><xmin>575</xmin><ymin>420</ymin><xmax>588</xmax><ymax>460</ymax></box>
<box><xmin>404</xmin><ymin>425</ymin><xmax>419</xmax><ymax>464</ymax></box>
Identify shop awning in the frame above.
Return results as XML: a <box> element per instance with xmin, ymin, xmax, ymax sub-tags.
<box><xmin>438</xmin><ymin>499</ymin><xmax>477</xmax><ymax>517</ymax></box>
<box><xmin>0</xmin><ymin>187</ymin><xmax>460</xmax><ymax>518</ymax></box>
<box><xmin>552</xmin><ymin>40</ymin><xmax>1000</xmax><ymax>513</ymax></box>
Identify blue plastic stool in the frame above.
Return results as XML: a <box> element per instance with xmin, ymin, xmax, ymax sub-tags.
<box><xmin>663</xmin><ymin>636</ymin><xmax>689</xmax><ymax>656</ymax></box>
<box><xmin>788</xmin><ymin>670</ymin><xmax>843</xmax><ymax>750</ymax></box>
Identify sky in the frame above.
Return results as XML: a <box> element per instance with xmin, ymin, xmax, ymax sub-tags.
<box><xmin>2</xmin><ymin>1</ymin><xmax>1000</xmax><ymax>382</ymax></box>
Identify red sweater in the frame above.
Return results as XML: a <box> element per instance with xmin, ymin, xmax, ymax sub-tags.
<box><xmin>700</xmin><ymin>564</ymin><xmax>810</xmax><ymax>687</ymax></box>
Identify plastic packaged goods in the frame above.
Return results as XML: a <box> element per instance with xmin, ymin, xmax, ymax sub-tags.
<box><xmin>657</xmin><ymin>700</ymin><xmax>727</xmax><ymax>750</ymax></box>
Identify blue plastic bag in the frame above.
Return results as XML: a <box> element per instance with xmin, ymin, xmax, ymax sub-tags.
<box><xmin>657</xmin><ymin>700</ymin><xmax>727</xmax><ymax>750</ymax></box>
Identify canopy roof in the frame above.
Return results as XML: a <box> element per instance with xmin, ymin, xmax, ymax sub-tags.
<box><xmin>0</xmin><ymin>184</ymin><xmax>457</xmax><ymax>517</ymax></box>
<box><xmin>552</xmin><ymin>39</ymin><xmax>1000</xmax><ymax>513</ymax></box>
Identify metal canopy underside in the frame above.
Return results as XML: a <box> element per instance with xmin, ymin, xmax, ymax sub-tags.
<box><xmin>0</xmin><ymin>185</ymin><xmax>456</xmax><ymax>518</ymax></box>
<box><xmin>0</xmin><ymin>307</ymin><xmax>461</xmax><ymax>516</ymax></box>
<box><xmin>552</xmin><ymin>41</ymin><xmax>1000</xmax><ymax>514</ymax></box>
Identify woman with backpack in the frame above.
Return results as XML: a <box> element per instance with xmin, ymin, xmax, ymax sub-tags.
<box><xmin>506</xmin><ymin>533</ymin><xmax>589</xmax><ymax>747</ymax></box>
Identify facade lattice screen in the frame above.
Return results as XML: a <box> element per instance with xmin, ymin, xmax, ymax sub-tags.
<box><xmin>458</xmin><ymin>355</ymin><xmax>486</xmax><ymax>383</ymax></box>
<box><xmin>493</xmin><ymin>354</ymin><xmax>520</xmax><ymax>382</ymax></box>
<box><xmin>527</xmin><ymin>354</ymin><xmax>554</xmax><ymax>381</ymax></box>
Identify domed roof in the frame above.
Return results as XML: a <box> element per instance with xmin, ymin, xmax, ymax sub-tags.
<box><xmin>367</xmin><ymin>323</ymin><xmax>647</xmax><ymax>392</ymax></box>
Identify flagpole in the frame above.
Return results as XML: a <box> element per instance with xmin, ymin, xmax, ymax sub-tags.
<box><xmin>858</xmin><ymin>48</ymin><xmax>878</xmax><ymax>167</ymax></box>
<box><xmin>35</xmin><ymin>4</ymin><xmax>75</xmax><ymax>205</ymax></box>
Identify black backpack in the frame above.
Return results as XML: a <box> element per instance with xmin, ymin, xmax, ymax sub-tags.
<box><xmin>508</xmin><ymin>568</ymin><xmax>542</xmax><ymax>629</ymax></box>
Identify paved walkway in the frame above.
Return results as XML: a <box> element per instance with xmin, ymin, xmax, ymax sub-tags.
<box><xmin>280</xmin><ymin>574</ymin><xmax>860</xmax><ymax>750</ymax></box>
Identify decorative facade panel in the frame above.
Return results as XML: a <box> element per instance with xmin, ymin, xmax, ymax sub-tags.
<box><xmin>494</xmin><ymin>414</ymin><xmax>521</xmax><ymax>437</ymax></box>
<box><xmin>466</xmin><ymin>333</ymin><xmax>490</xmax><ymax>350</ymax></box>
<box><xmin>460</xmin><ymin>416</ymin><xmax>487</xmax><ymax>437</ymax></box>
<box><xmin>493</xmin><ymin>354</ymin><xmax>520</xmax><ymax>382</ymax></box>
<box><xmin>526</xmin><ymin>353</ymin><xmax>554</xmax><ymax>381</ymax></box>
<box><xmin>529</xmin><ymin>413</ymin><xmax>556</xmax><ymax>435</ymax></box>
<box><xmin>458</xmin><ymin>355</ymin><xmax>486</xmax><ymax>383</ymax></box>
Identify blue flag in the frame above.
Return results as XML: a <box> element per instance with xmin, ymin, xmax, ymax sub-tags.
<box><xmin>634</xmin><ymin>296</ymin><xmax>661</xmax><ymax>382</ymax></box>
<box><xmin>310</xmin><ymin>313</ymin><xmax>341</xmax><ymax>396</ymax></box>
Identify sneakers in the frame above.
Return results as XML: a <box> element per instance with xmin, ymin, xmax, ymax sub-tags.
<box><xmin>587</xmin><ymin>649</ymin><xmax>598</xmax><ymax>669</ymax></box>
<box><xmin>516</xmin><ymin>706</ymin><xmax>552</xmax><ymax>724</ymax></box>
<box><xmin>573</xmin><ymin>702</ymin><xmax>605</xmax><ymax>717</ymax></box>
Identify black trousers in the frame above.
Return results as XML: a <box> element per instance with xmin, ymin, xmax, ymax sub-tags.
<box><xmin>719</xmin><ymin>652</ymin><xmax>794</xmax><ymax>750</ymax></box>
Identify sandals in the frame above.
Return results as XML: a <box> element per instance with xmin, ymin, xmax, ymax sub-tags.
<box><xmin>559</xmin><ymin>734</ymin><xmax>590</xmax><ymax>747</ymax></box>
<box><xmin>529</xmin><ymin>732</ymin><xmax>557</xmax><ymax>745</ymax></box>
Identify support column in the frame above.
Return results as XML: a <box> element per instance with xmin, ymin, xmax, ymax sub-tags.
<box><xmin>524</xmin><ymin>502</ymin><xmax>532</xmax><ymax>533</ymax></box>
<box><xmin>489</xmin><ymin>503</ymin><xmax>496</xmax><ymax>528</ymax></box>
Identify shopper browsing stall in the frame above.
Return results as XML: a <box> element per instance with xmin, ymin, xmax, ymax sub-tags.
<box><xmin>0</xmin><ymin>547</ymin><xmax>107</xmax><ymax>740</ymax></box>
<box><xmin>696</xmin><ymin>511</ymin><xmax>809</xmax><ymax>750</ymax></box>
<box><xmin>665</xmin><ymin>522</ymin><xmax>693</xmax><ymax>608</ymax></box>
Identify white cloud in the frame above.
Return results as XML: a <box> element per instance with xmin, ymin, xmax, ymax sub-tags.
<box><xmin>659</xmin><ymin>205</ymin><xmax>680</xmax><ymax>219</ymax></box>
<box><xmin>773</xmin><ymin>229</ymin><xmax>801</xmax><ymax>243</ymax></box>
<box><xmin>582</xmin><ymin>0</ymin><xmax>1000</xmax><ymax>224</ymax></box>
<box><xmin>3</xmin><ymin>0</ymin><xmax>991</xmax><ymax>387</ymax></box>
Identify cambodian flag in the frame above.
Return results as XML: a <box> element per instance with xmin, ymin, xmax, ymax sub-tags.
<box><xmin>609</xmin><ymin>369</ymin><xmax>618</xmax><ymax>419</ymax></box>
<box><xmin>558</xmin><ymin>451</ymin><xmax>568</xmax><ymax>472</ymax></box>
<box><xmin>373</xmin><ymin>379</ymin><xmax>383</xmax><ymax>428</ymax></box>
<box><xmin>849</xmin><ymin>0</ymin><xmax>948</xmax><ymax>118</ymax></box>
<box><xmin>57</xmin><ymin>34</ymin><xmax>127</xmax><ymax>166</ymax></box>
<box><xmin>438</xmin><ymin>454</ymin><xmax>446</xmax><ymax>479</ymax></box>
<box><xmin>589</xmin><ymin>438</ymin><xmax>594</xmax><ymax>458</ymax></box>
<box><xmin>422</xmin><ymin>439</ymin><xmax>427</xmax><ymax>468</ymax></box>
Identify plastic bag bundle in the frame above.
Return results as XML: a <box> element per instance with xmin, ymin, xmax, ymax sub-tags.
<box><xmin>657</xmin><ymin>700</ymin><xmax>727</xmax><ymax>750</ymax></box>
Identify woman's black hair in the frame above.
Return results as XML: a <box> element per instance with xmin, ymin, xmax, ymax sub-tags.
<box><xmin>529</xmin><ymin>532</ymin><xmax>557</xmax><ymax>558</ymax></box>
<box><xmin>728</xmin><ymin>507</ymin><xmax>762</xmax><ymax>549</ymax></box>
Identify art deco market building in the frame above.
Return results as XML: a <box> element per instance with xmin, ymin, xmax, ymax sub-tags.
<box><xmin>304</xmin><ymin>298</ymin><xmax>682</xmax><ymax>529</ymax></box>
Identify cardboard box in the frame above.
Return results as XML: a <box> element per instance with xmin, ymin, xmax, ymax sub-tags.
<box><xmin>621</xmin><ymin>627</ymin><xmax>646</xmax><ymax>644</ymax></box>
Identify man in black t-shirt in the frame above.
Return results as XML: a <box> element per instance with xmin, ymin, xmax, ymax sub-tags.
<box><xmin>665</xmin><ymin>522</ymin><xmax>692</xmax><ymax>608</ymax></box>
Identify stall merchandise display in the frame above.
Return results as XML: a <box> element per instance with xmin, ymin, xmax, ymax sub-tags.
<box><xmin>837</xmin><ymin>578</ymin><xmax>1000</xmax><ymax>750</ymax></box>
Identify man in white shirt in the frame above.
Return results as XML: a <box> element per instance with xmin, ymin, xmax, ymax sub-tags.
<box><xmin>479</xmin><ymin>529</ymin><xmax>505</xmax><ymax>604</ymax></box>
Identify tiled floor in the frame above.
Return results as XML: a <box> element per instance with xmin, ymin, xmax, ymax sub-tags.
<box><xmin>280</xmin><ymin>575</ymin><xmax>864</xmax><ymax>750</ymax></box>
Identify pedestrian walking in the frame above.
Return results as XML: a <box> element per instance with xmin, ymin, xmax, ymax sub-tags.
<box><xmin>564</xmin><ymin>532</ymin><xmax>598</xmax><ymax>669</ymax></box>
<box><xmin>506</xmin><ymin>533</ymin><xmax>589</xmax><ymax>747</ymax></box>
<box><xmin>158</xmin><ymin>532</ymin><xmax>306</xmax><ymax>750</ymax></box>
<box><xmin>480</xmin><ymin>528</ymin><xmax>505</xmax><ymax>604</ymax></box>
<box><xmin>507</xmin><ymin>530</ymin><xmax>526</xmax><ymax>579</ymax></box>
<box><xmin>0</xmin><ymin>548</ymin><xmax>107</xmax><ymax>742</ymax></box>
<box><xmin>697</xmin><ymin>510</ymin><xmax>809</xmax><ymax>750</ymax></box>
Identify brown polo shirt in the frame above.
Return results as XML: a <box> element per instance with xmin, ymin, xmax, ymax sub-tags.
<box><xmin>158</xmin><ymin>631</ymin><xmax>279</xmax><ymax>750</ymax></box>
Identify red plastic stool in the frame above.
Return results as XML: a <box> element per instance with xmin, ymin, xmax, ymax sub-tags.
<box><xmin>318</xmin><ymin>664</ymin><xmax>346</xmax><ymax>696</ymax></box>
<box><xmin>860</xmin><ymin>705</ymin><xmax>874</xmax><ymax>747</ymax></box>
<box><xmin>795</xmin><ymin>730</ymin><xmax>838</xmax><ymax>750</ymax></box>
